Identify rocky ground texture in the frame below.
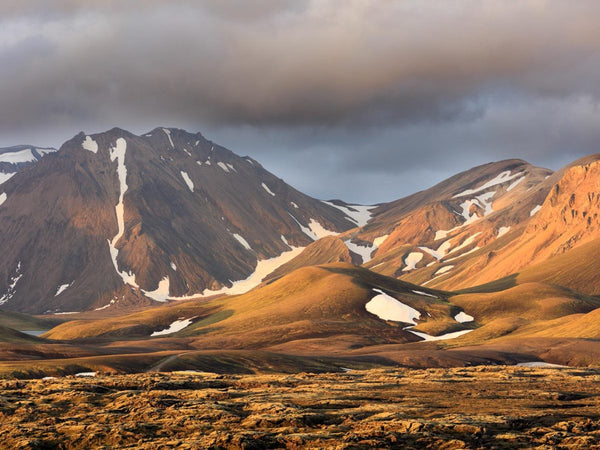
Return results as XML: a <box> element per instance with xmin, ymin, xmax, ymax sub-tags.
<box><xmin>1</xmin><ymin>366</ymin><xmax>600</xmax><ymax>448</ymax></box>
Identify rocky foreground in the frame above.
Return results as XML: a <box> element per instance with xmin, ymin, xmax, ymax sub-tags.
<box><xmin>1</xmin><ymin>366</ymin><xmax>600</xmax><ymax>449</ymax></box>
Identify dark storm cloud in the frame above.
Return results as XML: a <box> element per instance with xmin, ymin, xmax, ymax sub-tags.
<box><xmin>1</xmin><ymin>1</ymin><xmax>600</xmax><ymax>202</ymax></box>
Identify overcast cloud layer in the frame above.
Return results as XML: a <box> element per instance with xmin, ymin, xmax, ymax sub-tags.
<box><xmin>1</xmin><ymin>1</ymin><xmax>599</xmax><ymax>202</ymax></box>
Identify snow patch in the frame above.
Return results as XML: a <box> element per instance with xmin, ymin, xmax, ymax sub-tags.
<box><xmin>82</xmin><ymin>135</ymin><xmax>98</xmax><ymax>153</ymax></box>
<box><xmin>407</xmin><ymin>329</ymin><xmax>472</xmax><ymax>342</ymax></box>
<box><xmin>200</xmin><ymin>246</ymin><xmax>304</xmax><ymax>297</ymax></box>
<box><xmin>75</xmin><ymin>372</ymin><xmax>97</xmax><ymax>377</ymax></box>
<box><xmin>0</xmin><ymin>261</ymin><xmax>22</xmax><ymax>306</ymax></box>
<box><xmin>163</xmin><ymin>128</ymin><xmax>174</xmax><ymax>148</ymax></box>
<box><xmin>55</xmin><ymin>282</ymin><xmax>72</xmax><ymax>297</ymax></box>
<box><xmin>435</xmin><ymin>192</ymin><xmax>496</xmax><ymax>240</ymax></box>
<box><xmin>506</xmin><ymin>176</ymin><xmax>525</xmax><ymax>192</ymax></box>
<box><xmin>530</xmin><ymin>205</ymin><xmax>542</xmax><ymax>216</ymax></box>
<box><xmin>412</xmin><ymin>290</ymin><xmax>437</xmax><ymax>298</ymax></box>
<box><xmin>345</xmin><ymin>241</ymin><xmax>374</xmax><ymax>263</ymax></box>
<box><xmin>0</xmin><ymin>173</ymin><xmax>15</xmax><ymax>186</ymax></box>
<box><xmin>151</xmin><ymin>317</ymin><xmax>195</xmax><ymax>336</ymax></box>
<box><xmin>497</xmin><ymin>226</ymin><xmax>511</xmax><ymax>238</ymax></box>
<box><xmin>434</xmin><ymin>265</ymin><xmax>454</xmax><ymax>276</ymax></box>
<box><xmin>180</xmin><ymin>171</ymin><xmax>194</xmax><ymax>192</ymax></box>
<box><xmin>402</xmin><ymin>252</ymin><xmax>423</xmax><ymax>271</ymax></box>
<box><xmin>419</xmin><ymin>240</ymin><xmax>452</xmax><ymax>260</ymax></box>
<box><xmin>217</xmin><ymin>162</ymin><xmax>230</xmax><ymax>173</ymax></box>
<box><xmin>95</xmin><ymin>298</ymin><xmax>117</xmax><ymax>311</ymax></box>
<box><xmin>444</xmin><ymin>246</ymin><xmax>480</xmax><ymax>262</ymax></box>
<box><xmin>445</xmin><ymin>232</ymin><xmax>481</xmax><ymax>258</ymax></box>
<box><xmin>373</xmin><ymin>234</ymin><xmax>389</xmax><ymax>248</ymax></box>
<box><xmin>343</xmin><ymin>234</ymin><xmax>388</xmax><ymax>264</ymax></box>
<box><xmin>308</xmin><ymin>219</ymin><xmax>338</xmax><ymax>239</ymax></box>
<box><xmin>365</xmin><ymin>289</ymin><xmax>421</xmax><ymax>324</ymax></box>
<box><xmin>170</xmin><ymin>262</ymin><xmax>177</xmax><ymax>271</ymax></box>
<box><xmin>0</xmin><ymin>192</ymin><xmax>6</xmax><ymax>206</ymax></box>
<box><xmin>322</xmin><ymin>201</ymin><xmax>376</xmax><ymax>227</ymax></box>
<box><xmin>232</xmin><ymin>233</ymin><xmax>252</xmax><ymax>251</ymax></box>
<box><xmin>143</xmin><ymin>277</ymin><xmax>170</xmax><ymax>302</ymax></box>
<box><xmin>107</xmin><ymin>138</ymin><xmax>138</xmax><ymax>288</ymax></box>
<box><xmin>454</xmin><ymin>311</ymin><xmax>474</xmax><ymax>323</ymax></box>
<box><xmin>290</xmin><ymin>202</ymin><xmax>299</xmax><ymax>208</ymax></box>
<box><xmin>262</xmin><ymin>183</ymin><xmax>275</xmax><ymax>196</ymax></box>
<box><xmin>453</xmin><ymin>171</ymin><xmax>523</xmax><ymax>197</ymax></box>
<box><xmin>516</xmin><ymin>362</ymin><xmax>567</xmax><ymax>368</ymax></box>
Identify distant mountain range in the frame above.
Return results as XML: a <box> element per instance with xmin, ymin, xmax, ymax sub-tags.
<box><xmin>2</xmin><ymin>126</ymin><xmax>600</xmax><ymax>372</ymax></box>
<box><xmin>1</xmin><ymin>127</ymin><xmax>599</xmax><ymax>318</ymax></box>
<box><xmin>0</xmin><ymin>145</ymin><xmax>56</xmax><ymax>186</ymax></box>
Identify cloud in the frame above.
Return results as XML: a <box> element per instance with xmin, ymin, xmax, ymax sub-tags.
<box><xmin>1</xmin><ymin>1</ymin><xmax>599</xmax><ymax>201</ymax></box>
<box><xmin>2</xmin><ymin>1</ymin><xmax>600</xmax><ymax>130</ymax></box>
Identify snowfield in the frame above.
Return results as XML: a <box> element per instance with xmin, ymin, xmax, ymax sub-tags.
<box><xmin>0</xmin><ymin>148</ymin><xmax>37</xmax><ymax>164</ymax></box>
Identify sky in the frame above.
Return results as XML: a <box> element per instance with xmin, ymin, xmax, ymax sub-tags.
<box><xmin>1</xmin><ymin>1</ymin><xmax>599</xmax><ymax>203</ymax></box>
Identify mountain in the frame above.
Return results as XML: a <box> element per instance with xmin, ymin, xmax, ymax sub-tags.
<box><xmin>3</xmin><ymin>127</ymin><xmax>600</xmax><ymax>373</ymax></box>
<box><xmin>0</xmin><ymin>128</ymin><xmax>363</xmax><ymax>314</ymax></box>
<box><xmin>0</xmin><ymin>145</ymin><xmax>56</xmax><ymax>186</ymax></box>
<box><xmin>386</xmin><ymin>154</ymin><xmax>600</xmax><ymax>291</ymax></box>
<box><xmin>335</xmin><ymin>159</ymin><xmax>552</xmax><ymax>278</ymax></box>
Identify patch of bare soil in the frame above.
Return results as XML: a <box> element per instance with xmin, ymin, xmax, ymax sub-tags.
<box><xmin>1</xmin><ymin>366</ymin><xmax>600</xmax><ymax>448</ymax></box>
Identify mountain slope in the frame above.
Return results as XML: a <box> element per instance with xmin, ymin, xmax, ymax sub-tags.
<box><xmin>0</xmin><ymin>128</ymin><xmax>360</xmax><ymax>314</ymax></box>
<box><xmin>419</xmin><ymin>155</ymin><xmax>600</xmax><ymax>290</ymax></box>
<box><xmin>346</xmin><ymin>159</ymin><xmax>552</xmax><ymax>280</ymax></box>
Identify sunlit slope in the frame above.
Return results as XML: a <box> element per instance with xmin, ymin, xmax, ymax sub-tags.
<box><xmin>45</xmin><ymin>263</ymin><xmax>471</xmax><ymax>348</ymax></box>
<box><xmin>431</xmin><ymin>156</ymin><xmax>600</xmax><ymax>290</ymax></box>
